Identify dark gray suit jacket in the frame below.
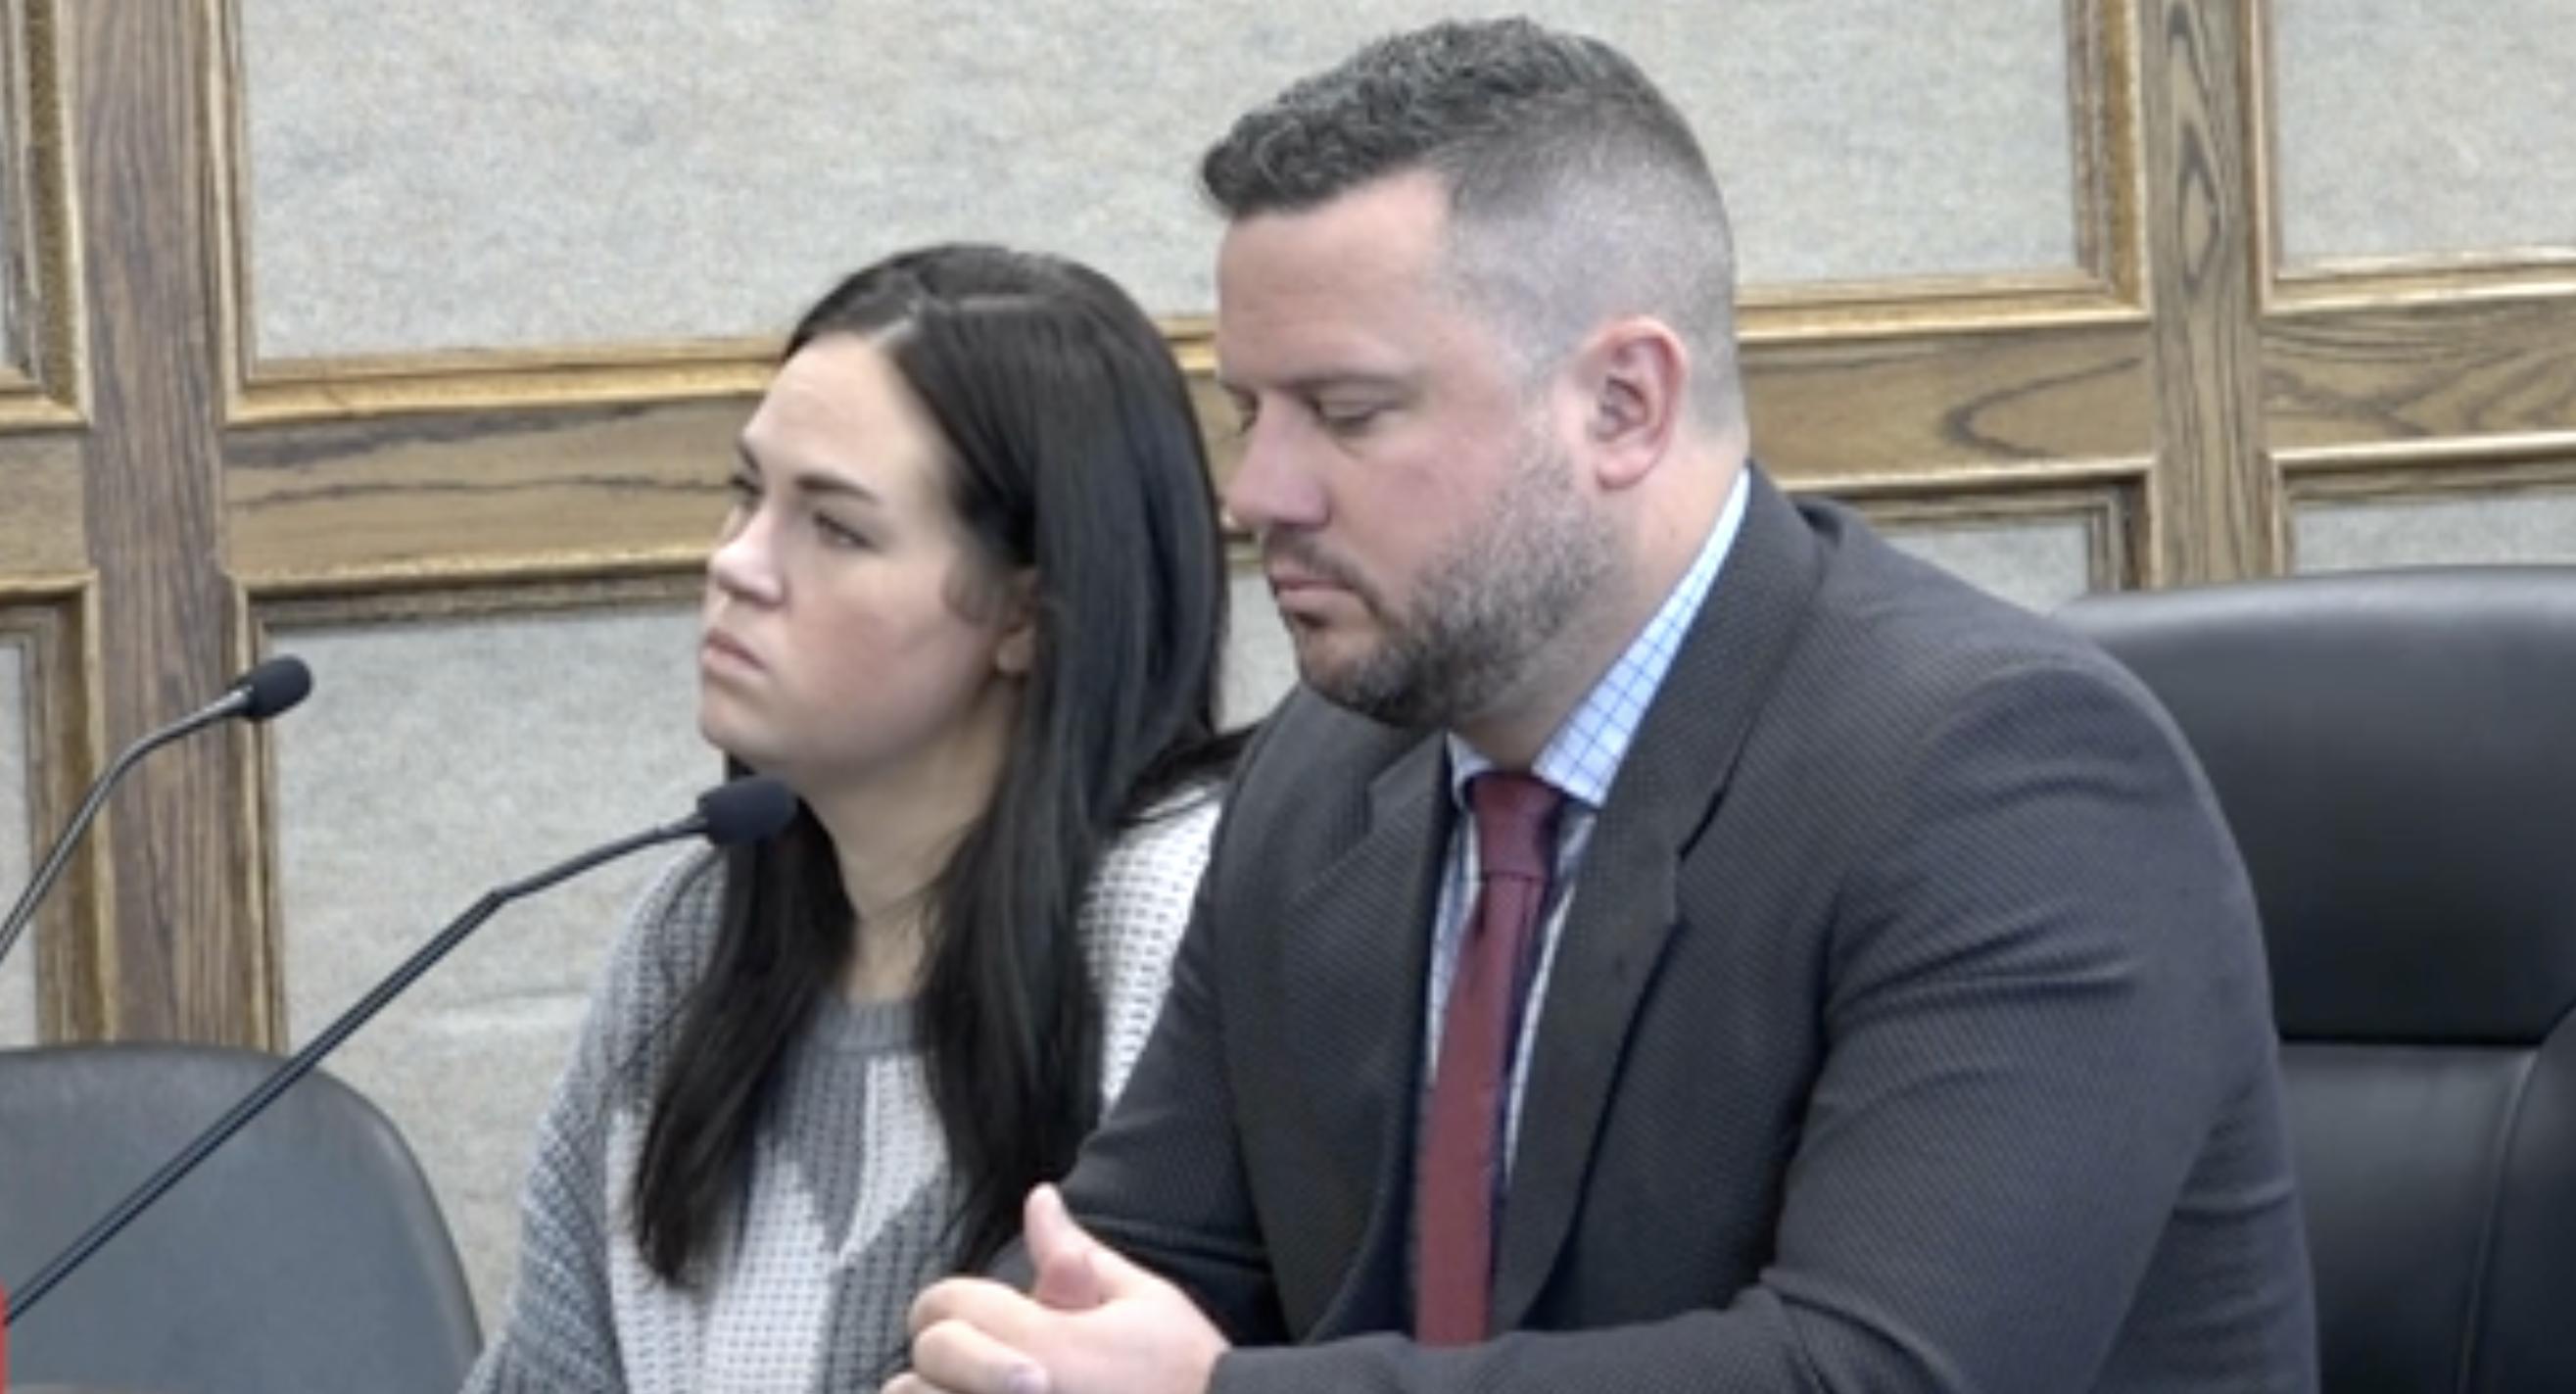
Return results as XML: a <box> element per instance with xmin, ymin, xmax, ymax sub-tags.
<box><xmin>1062</xmin><ymin>472</ymin><xmax>2316</xmax><ymax>1391</ymax></box>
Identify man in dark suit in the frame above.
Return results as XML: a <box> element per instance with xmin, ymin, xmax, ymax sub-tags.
<box><xmin>895</xmin><ymin>18</ymin><xmax>2314</xmax><ymax>1393</ymax></box>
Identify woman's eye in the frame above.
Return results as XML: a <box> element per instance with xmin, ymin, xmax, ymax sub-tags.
<box><xmin>726</xmin><ymin>472</ymin><xmax>762</xmax><ymax>505</ymax></box>
<box><xmin>816</xmin><ymin>514</ymin><xmax>871</xmax><ymax>550</ymax></box>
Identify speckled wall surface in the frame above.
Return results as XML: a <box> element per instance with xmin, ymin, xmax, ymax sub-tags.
<box><xmin>239</xmin><ymin>0</ymin><xmax>2075</xmax><ymax>359</ymax></box>
<box><xmin>2272</xmin><ymin>0</ymin><xmax>2575</xmax><ymax>264</ymax></box>
<box><xmin>268</xmin><ymin>606</ymin><xmax>711</xmax><ymax>1324</ymax></box>
<box><xmin>1</xmin><ymin>642</ymin><xmax>34</xmax><ymax>1047</ymax></box>
<box><xmin>2294</xmin><ymin>485</ymin><xmax>2576</xmax><ymax>572</ymax></box>
<box><xmin>1884</xmin><ymin>516</ymin><xmax>2099</xmax><ymax>612</ymax></box>
<box><xmin>0</xmin><ymin>170</ymin><xmax>20</xmax><ymax>367</ymax></box>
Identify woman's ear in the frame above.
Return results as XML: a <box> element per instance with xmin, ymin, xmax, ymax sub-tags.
<box><xmin>994</xmin><ymin>569</ymin><xmax>1039</xmax><ymax>677</ymax></box>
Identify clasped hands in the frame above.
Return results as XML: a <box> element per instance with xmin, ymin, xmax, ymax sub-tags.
<box><xmin>883</xmin><ymin>1184</ymin><xmax>1230</xmax><ymax>1394</ymax></box>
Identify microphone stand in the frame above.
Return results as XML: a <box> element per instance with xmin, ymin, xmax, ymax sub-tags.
<box><xmin>0</xmin><ymin>657</ymin><xmax>310</xmax><ymax>972</ymax></box>
<box><xmin>3</xmin><ymin>813</ymin><xmax>704</xmax><ymax>1322</ymax></box>
<box><xmin>0</xmin><ymin>705</ymin><xmax>237</xmax><ymax>970</ymax></box>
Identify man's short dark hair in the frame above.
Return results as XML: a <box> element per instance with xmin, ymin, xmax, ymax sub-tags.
<box><xmin>1203</xmin><ymin>18</ymin><xmax>1743</xmax><ymax>427</ymax></box>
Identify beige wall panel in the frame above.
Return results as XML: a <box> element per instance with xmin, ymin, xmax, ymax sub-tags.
<box><xmin>270</xmin><ymin>605</ymin><xmax>710</xmax><ymax>1328</ymax></box>
<box><xmin>1</xmin><ymin>640</ymin><xmax>33</xmax><ymax>1045</ymax></box>
<box><xmin>238</xmin><ymin>0</ymin><xmax>2075</xmax><ymax>360</ymax></box>
<box><xmin>1884</xmin><ymin>517</ymin><xmax>2098</xmax><ymax>611</ymax></box>
<box><xmin>2272</xmin><ymin>0</ymin><xmax>2576</xmax><ymax>264</ymax></box>
<box><xmin>2292</xmin><ymin>484</ymin><xmax>2576</xmax><ymax>572</ymax></box>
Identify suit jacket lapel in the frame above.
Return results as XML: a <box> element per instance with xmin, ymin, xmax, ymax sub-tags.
<box><xmin>1492</xmin><ymin>468</ymin><xmax>1828</xmax><ymax>1327</ymax></box>
<box><xmin>1273</xmin><ymin>732</ymin><xmax>1452</xmax><ymax>1333</ymax></box>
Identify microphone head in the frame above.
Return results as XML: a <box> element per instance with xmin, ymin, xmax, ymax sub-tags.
<box><xmin>234</xmin><ymin>655</ymin><xmax>313</xmax><ymax>722</ymax></box>
<box><xmin>696</xmin><ymin>776</ymin><xmax>796</xmax><ymax>845</ymax></box>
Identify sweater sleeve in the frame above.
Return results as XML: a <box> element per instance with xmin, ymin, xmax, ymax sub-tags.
<box><xmin>1083</xmin><ymin>789</ymin><xmax>1222</xmax><ymax>1107</ymax></box>
<box><xmin>459</xmin><ymin>849</ymin><xmax>725</xmax><ymax>1394</ymax></box>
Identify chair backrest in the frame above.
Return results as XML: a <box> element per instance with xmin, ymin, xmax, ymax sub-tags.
<box><xmin>2060</xmin><ymin>566</ymin><xmax>2576</xmax><ymax>1394</ymax></box>
<box><xmin>0</xmin><ymin>1043</ymin><xmax>480</xmax><ymax>1394</ymax></box>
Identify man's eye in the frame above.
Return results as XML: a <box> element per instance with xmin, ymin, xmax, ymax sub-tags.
<box><xmin>1316</xmin><ymin>404</ymin><xmax>1384</xmax><ymax>434</ymax></box>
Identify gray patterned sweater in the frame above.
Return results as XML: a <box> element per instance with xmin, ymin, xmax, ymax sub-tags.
<box><xmin>461</xmin><ymin>790</ymin><xmax>1218</xmax><ymax>1393</ymax></box>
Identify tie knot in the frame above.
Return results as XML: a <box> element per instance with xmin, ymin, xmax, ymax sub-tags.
<box><xmin>1469</xmin><ymin>772</ymin><xmax>1562</xmax><ymax>884</ymax></box>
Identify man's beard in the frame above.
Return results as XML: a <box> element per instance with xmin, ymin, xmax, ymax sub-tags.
<box><xmin>1283</xmin><ymin>431</ymin><xmax>1613</xmax><ymax>730</ymax></box>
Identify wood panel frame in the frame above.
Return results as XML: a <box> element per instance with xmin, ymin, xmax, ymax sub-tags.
<box><xmin>2245</xmin><ymin>0</ymin><xmax>2576</xmax><ymax>309</ymax></box>
<box><xmin>2274</xmin><ymin>431</ymin><xmax>2576</xmax><ymax>573</ymax></box>
<box><xmin>2245</xmin><ymin>0</ymin><xmax>2576</xmax><ymax>520</ymax></box>
<box><xmin>0</xmin><ymin>0</ymin><xmax>81</xmax><ymax>426</ymax></box>
<box><xmin>0</xmin><ymin>578</ymin><xmax>105</xmax><ymax>1041</ymax></box>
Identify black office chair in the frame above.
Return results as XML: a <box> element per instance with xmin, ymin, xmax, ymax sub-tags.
<box><xmin>2061</xmin><ymin>566</ymin><xmax>2576</xmax><ymax>1394</ymax></box>
<box><xmin>0</xmin><ymin>1042</ymin><xmax>480</xmax><ymax>1394</ymax></box>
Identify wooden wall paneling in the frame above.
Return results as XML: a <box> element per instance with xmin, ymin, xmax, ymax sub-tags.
<box><xmin>0</xmin><ymin>0</ymin><xmax>80</xmax><ymax>425</ymax></box>
<box><xmin>0</xmin><ymin>578</ymin><xmax>106</xmax><ymax>1040</ymax></box>
<box><xmin>0</xmin><ymin>427</ymin><xmax>82</xmax><ymax>571</ymax></box>
<box><xmin>2245</xmin><ymin>0</ymin><xmax>2576</xmax><ymax>535</ymax></box>
<box><xmin>1809</xmin><ymin>464</ymin><xmax>2149</xmax><ymax>596</ymax></box>
<box><xmin>2273</xmin><ymin>432</ymin><xmax>2576</xmax><ymax>571</ymax></box>
<box><xmin>2138</xmin><ymin>0</ymin><xmax>2273</xmax><ymax>586</ymax></box>
<box><xmin>1743</xmin><ymin>322</ymin><xmax>2154</xmax><ymax>481</ymax></box>
<box><xmin>2245</xmin><ymin>0</ymin><xmax>2576</xmax><ymax>302</ymax></box>
<box><xmin>224</xmin><ymin>400</ymin><xmax>742</xmax><ymax>588</ymax></box>
<box><xmin>2262</xmin><ymin>297</ymin><xmax>2576</xmax><ymax>453</ymax></box>
<box><xmin>76</xmin><ymin>0</ymin><xmax>261</xmax><ymax>1043</ymax></box>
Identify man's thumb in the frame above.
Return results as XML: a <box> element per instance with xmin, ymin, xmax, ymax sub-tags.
<box><xmin>1026</xmin><ymin>1184</ymin><xmax>1107</xmax><ymax>1311</ymax></box>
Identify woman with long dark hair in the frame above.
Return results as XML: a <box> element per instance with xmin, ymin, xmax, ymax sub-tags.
<box><xmin>465</xmin><ymin>244</ymin><xmax>1240</xmax><ymax>1391</ymax></box>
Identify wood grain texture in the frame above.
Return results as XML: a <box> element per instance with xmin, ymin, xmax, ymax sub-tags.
<box><xmin>226</xmin><ymin>398</ymin><xmax>744</xmax><ymax>585</ymax></box>
<box><xmin>1741</xmin><ymin>322</ymin><xmax>2154</xmax><ymax>479</ymax></box>
<box><xmin>223</xmin><ymin>323</ymin><xmax>2170</xmax><ymax>590</ymax></box>
<box><xmin>0</xmin><ymin>430</ymin><xmax>83</xmax><ymax>570</ymax></box>
<box><xmin>2139</xmin><ymin>0</ymin><xmax>2273</xmax><ymax>584</ymax></box>
<box><xmin>2263</xmin><ymin>296</ymin><xmax>2576</xmax><ymax>451</ymax></box>
<box><xmin>75</xmin><ymin>0</ymin><xmax>262</xmax><ymax>1044</ymax></box>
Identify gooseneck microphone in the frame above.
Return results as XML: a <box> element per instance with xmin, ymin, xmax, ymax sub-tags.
<box><xmin>0</xmin><ymin>655</ymin><xmax>316</xmax><ymax>972</ymax></box>
<box><xmin>1</xmin><ymin>775</ymin><xmax>796</xmax><ymax>1323</ymax></box>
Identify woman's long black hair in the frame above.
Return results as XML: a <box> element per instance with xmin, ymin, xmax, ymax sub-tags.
<box><xmin>631</xmin><ymin>244</ymin><xmax>1240</xmax><ymax>1279</ymax></box>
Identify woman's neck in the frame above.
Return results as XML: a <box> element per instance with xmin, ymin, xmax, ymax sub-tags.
<box><xmin>804</xmin><ymin>691</ymin><xmax>1017</xmax><ymax>1003</ymax></box>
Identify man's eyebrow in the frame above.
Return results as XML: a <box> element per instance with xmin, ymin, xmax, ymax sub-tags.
<box><xmin>1215</xmin><ymin>370</ymin><xmax>1414</xmax><ymax>398</ymax></box>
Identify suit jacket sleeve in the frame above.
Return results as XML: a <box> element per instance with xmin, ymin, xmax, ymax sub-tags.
<box><xmin>1206</xmin><ymin>660</ymin><xmax>2273</xmax><ymax>1393</ymax></box>
<box><xmin>1053</xmin><ymin>841</ymin><xmax>1290</xmax><ymax>1345</ymax></box>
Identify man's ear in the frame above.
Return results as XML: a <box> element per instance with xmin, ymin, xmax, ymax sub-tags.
<box><xmin>994</xmin><ymin>569</ymin><xmax>1039</xmax><ymax>677</ymax></box>
<box><xmin>1577</xmin><ymin>317</ymin><xmax>1689</xmax><ymax>492</ymax></box>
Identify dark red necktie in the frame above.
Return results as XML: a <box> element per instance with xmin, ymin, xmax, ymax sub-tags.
<box><xmin>1416</xmin><ymin>771</ymin><xmax>1563</xmax><ymax>1345</ymax></box>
